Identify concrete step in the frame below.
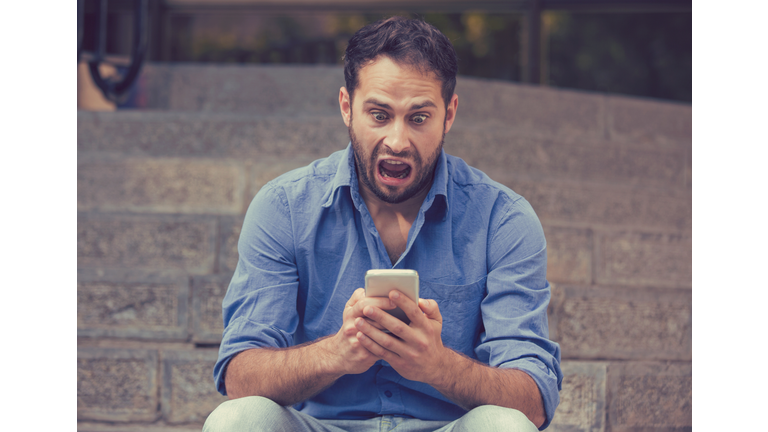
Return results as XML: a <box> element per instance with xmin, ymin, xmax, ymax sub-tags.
<box><xmin>78</xmin><ymin>111</ymin><xmax>691</xmax><ymax>232</ymax></box>
<box><xmin>78</xmin><ymin>259</ymin><xmax>691</xmax><ymax>357</ymax></box>
<box><xmin>78</xmin><ymin>64</ymin><xmax>692</xmax><ymax>431</ymax></box>
<box><xmin>76</xmin><ymin>344</ymin><xmax>691</xmax><ymax>431</ymax></box>
<box><xmin>133</xmin><ymin>63</ymin><xmax>691</xmax><ymax>151</ymax></box>
<box><xmin>78</xmin><ymin>110</ymin><xmax>690</xmax><ymax>192</ymax></box>
<box><xmin>137</xmin><ymin>63</ymin><xmax>345</xmax><ymax>116</ymax></box>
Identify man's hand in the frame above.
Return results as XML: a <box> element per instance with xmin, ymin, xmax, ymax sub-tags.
<box><xmin>224</xmin><ymin>288</ymin><xmax>399</xmax><ymax>404</ymax></box>
<box><xmin>327</xmin><ymin>288</ymin><xmax>396</xmax><ymax>375</ymax></box>
<box><xmin>353</xmin><ymin>290</ymin><xmax>447</xmax><ymax>384</ymax></box>
<box><xmin>352</xmin><ymin>290</ymin><xmax>546</xmax><ymax>427</ymax></box>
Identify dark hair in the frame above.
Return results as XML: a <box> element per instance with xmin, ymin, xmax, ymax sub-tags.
<box><xmin>343</xmin><ymin>16</ymin><xmax>458</xmax><ymax>106</ymax></box>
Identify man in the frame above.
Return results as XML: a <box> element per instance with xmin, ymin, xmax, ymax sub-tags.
<box><xmin>205</xmin><ymin>16</ymin><xmax>562</xmax><ymax>431</ymax></box>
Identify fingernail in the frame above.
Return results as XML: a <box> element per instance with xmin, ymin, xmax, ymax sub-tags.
<box><xmin>391</xmin><ymin>291</ymin><xmax>400</xmax><ymax>299</ymax></box>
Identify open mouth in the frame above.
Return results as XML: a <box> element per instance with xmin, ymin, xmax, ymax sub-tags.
<box><xmin>378</xmin><ymin>160</ymin><xmax>412</xmax><ymax>180</ymax></box>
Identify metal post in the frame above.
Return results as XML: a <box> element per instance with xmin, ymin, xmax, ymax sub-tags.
<box><xmin>522</xmin><ymin>0</ymin><xmax>541</xmax><ymax>84</ymax></box>
<box><xmin>96</xmin><ymin>0</ymin><xmax>107</xmax><ymax>62</ymax></box>
<box><xmin>77</xmin><ymin>0</ymin><xmax>84</xmax><ymax>61</ymax></box>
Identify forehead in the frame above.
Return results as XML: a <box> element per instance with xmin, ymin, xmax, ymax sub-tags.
<box><xmin>355</xmin><ymin>56</ymin><xmax>443</xmax><ymax>107</ymax></box>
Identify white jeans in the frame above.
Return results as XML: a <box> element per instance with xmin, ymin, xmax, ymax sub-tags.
<box><xmin>203</xmin><ymin>396</ymin><xmax>539</xmax><ymax>432</ymax></box>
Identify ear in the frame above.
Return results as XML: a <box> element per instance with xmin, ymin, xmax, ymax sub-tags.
<box><xmin>443</xmin><ymin>94</ymin><xmax>459</xmax><ymax>134</ymax></box>
<box><xmin>339</xmin><ymin>86</ymin><xmax>351</xmax><ymax>127</ymax></box>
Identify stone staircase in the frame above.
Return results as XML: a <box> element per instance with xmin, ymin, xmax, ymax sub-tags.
<box><xmin>77</xmin><ymin>64</ymin><xmax>692</xmax><ymax>431</ymax></box>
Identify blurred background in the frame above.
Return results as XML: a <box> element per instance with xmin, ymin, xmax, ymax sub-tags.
<box><xmin>77</xmin><ymin>0</ymin><xmax>691</xmax><ymax>110</ymax></box>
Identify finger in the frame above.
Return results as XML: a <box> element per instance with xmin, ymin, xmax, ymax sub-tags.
<box><xmin>346</xmin><ymin>288</ymin><xmax>366</xmax><ymax>307</ymax></box>
<box><xmin>364</xmin><ymin>317</ymin><xmax>386</xmax><ymax>330</ymax></box>
<box><xmin>361</xmin><ymin>295</ymin><xmax>397</xmax><ymax>310</ymax></box>
<box><xmin>389</xmin><ymin>290</ymin><xmax>426</xmax><ymax>327</ymax></box>
<box><xmin>352</xmin><ymin>296</ymin><xmax>395</xmax><ymax>319</ymax></box>
<box><xmin>356</xmin><ymin>331</ymin><xmax>398</xmax><ymax>362</ymax></box>
<box><xmin>343</xmin><ymin>288</ymin><xmax>366</xmax><ymax>322</ymax></box>
<box><xmin>418</xmin><ymin>298</ymin><xmax>442</xmax><ymax>324</ymax></box>
<box><xmin>361</xmin><ymin>302</ymin><xmax>412</xmax><ymax>340</ymax></box>
<box><xmin>355</xmin><ymin>318</ymin><xmax>404</xmax><ymax>359</ymax></box>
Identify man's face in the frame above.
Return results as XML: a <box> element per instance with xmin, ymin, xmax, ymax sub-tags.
<box><xmin>339</xmin><ymin>56</ymin><xmax>458</xmax><ymax>205</ymax></box>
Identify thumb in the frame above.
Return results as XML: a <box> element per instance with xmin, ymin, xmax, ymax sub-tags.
<box><xmin>347</xmin><ymin>287</ymin><xmax>365</xmax><ymax>307</ymax></box>
<box><xmin>418</xmin><ymin>298</ymin><xmax>442</xmax><ymax>323</ymax></box>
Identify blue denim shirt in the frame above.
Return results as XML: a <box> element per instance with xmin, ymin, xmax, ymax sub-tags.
<box><xmin>215</xmin><ymin>144</ymin><xmax>563</xmax><ymax>428</ymax></box>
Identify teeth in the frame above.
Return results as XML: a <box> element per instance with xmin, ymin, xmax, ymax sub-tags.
<box><xmin>379</xmin><ymin>160</ymin><xmax>409</xmax><ymax>179</ymax></box>
<box><xmin>381</xmin><ymin>170</ymin><xmax>408</xmax><ymax>179</ymax></box>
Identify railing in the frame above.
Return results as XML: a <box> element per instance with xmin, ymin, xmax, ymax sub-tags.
<box><xmin>78</xmin><ymin>0</ymin><xmax>149</xmax><ymax>104</ymax></box>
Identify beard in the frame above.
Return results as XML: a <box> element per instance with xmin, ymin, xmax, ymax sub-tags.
<box><xmin>349</xmin><ymin>117</ymin><xmax>445</xmax><ymax>204</ymax></box>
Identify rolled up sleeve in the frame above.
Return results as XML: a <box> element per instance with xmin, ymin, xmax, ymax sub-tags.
<box><xmin>475</xmin><ymin>196</ymin><xmax>563</xmax><ymax>430</ymax></box>
<box><xmin>213</xmin><ymin>184</ymin><xmax>300</xmax><ymax>396</ymax></box>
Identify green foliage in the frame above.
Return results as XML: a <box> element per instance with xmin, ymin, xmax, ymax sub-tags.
<box><xmin>546</xmin><ymin>12</ymin><xmax>691</xmax><ymax>102</ymax></box>
<box><xmin>168</xmin><ymin>11</ymin><xmax>691</xmax><ymax>102</ymax></box>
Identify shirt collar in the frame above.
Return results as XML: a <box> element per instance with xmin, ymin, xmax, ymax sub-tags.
<box><xmin>422</xmin><ymin>148</ymin><xmax>449</xmax><ymax>217</ymax></box>
<box><xmin>321</xmin><ymin>143</ymin><xmax>449</xmax><ymax>217</ymax></box>
<box><xmin>321</xmin><ymin>143</ymin><xmax>357</xmax><ymax>209</ymax></box>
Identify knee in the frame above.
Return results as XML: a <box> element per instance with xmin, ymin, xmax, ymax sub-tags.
<box><xmin>203</xmin><ymin>396</ymin><xmax>282</xmax><ymax>432</ymax></box>
<box><xmin>458</xmin><ymin>405</ymin><xmax>539</xmax><ymax>432</ymax></box>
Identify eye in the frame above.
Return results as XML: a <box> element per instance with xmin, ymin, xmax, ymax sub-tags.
<box><xmin>372</xmin><ymin>112</ymin><xmax>388</xmax><ymax>122</ymax></box>
<box><xmin>411</xmin><ymin>114</ymin><xmax>428</xmax><ymax>124</ymax></box>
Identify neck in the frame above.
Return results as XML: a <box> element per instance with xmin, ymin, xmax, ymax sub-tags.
<box><xmin>357</xmin><ymin>180</ymin><xmax>429</xmax><ymax>266</ymax></box>
<box><xmin>359</xmin><ymin>183</ymin><xmax>428</xmax><ymax>222</ymax></box>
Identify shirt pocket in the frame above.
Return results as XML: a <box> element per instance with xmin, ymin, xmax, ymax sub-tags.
<box><xmin>419</xmin><ymin>277</ymin><xmax>487</xmax><ymax>357</ymax></box>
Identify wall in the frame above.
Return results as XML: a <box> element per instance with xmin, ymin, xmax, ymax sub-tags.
<box><xmin>77</xmin><ymin>64</ymin><xmax>692</xmax><ymax>431</ymax></box>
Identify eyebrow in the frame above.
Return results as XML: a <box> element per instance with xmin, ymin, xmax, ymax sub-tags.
<box><xmin>364</xmin><ymin>98</ymin><xmax>437</xmax><ymax>111</ymax></box>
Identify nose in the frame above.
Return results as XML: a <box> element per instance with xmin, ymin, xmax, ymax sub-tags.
<box><xmin>383</xmin><ymin>119</ymin><xmax>410</xmax><ymax>154</ymax></box>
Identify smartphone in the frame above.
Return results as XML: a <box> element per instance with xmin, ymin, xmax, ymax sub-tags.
<box><xmin>364</xmin><ymin>269</ymin><xmax>419</xmax><ymax>325</ymax></box>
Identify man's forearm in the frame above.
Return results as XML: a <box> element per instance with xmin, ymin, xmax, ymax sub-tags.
<box><xmin>224</xmin><ymin>289</ymin><xmax>388</xmax><ymax>405</ymax></box>
<box><xmin>224</xmin><ymin>336</ymin><xmax>343</xmax><ymax>405</ymax></box>
<box><xmin>431</xmin><ymin>349</ymin><xmax>547</xmax><ymax>428</ymax></box>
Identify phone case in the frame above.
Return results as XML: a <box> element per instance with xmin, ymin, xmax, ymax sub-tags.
<box><xmin>364</xmin><ymin>269</ymin><xmax>419</xmax><ymax>324</ymax></box>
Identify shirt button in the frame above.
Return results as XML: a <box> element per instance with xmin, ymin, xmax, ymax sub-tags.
<box><xmin>384</xmin><ymin>390</ymin><xmax>393</xmax><ymax>398</ymax></box>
